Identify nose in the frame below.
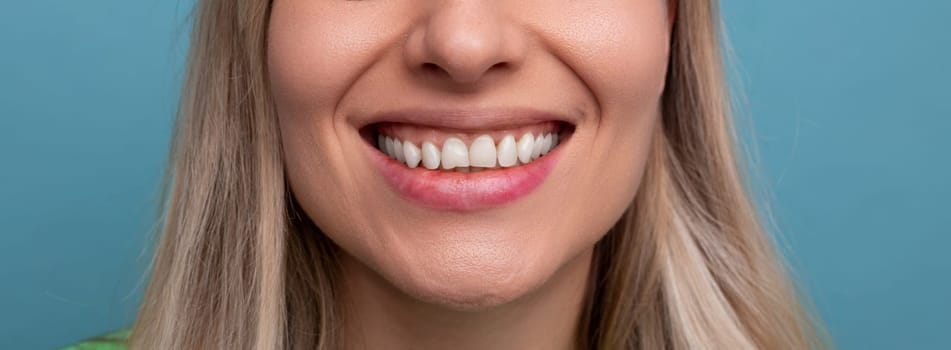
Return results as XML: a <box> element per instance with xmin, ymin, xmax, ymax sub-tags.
<box><xmin>404</xmin><ymin>2</ymin><xmax>526</xmax><ymax>86</ymax></box>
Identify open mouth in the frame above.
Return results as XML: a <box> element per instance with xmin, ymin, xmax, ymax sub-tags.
<box><xmin>362</xmin><ymin>121</ymin><xmax>573</xmax><ymax>172</ymax></box>
<box><xmin>359</xmin><ymin>118</ymin><xmax>576</xmax><ymax>211</ymax></box>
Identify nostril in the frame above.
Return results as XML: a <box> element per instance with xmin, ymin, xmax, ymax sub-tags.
<box><xmin>422</xmin><ymin>62</ymin><xmax>443</xmax><ymax>75</ymax></box>
<box><xmin>420</xmin><ymin>61</ymin><xmax>511</xmax><ymax>84</ymax></box>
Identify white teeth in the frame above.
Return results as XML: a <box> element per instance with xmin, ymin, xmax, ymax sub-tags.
<box><xmin>403</xmin><ymin>141</ymin><xmax>421</xmax><ymax>168</ymax></box>
<box><xmin>421</xmin><ymin>141</ymin><xmax>441</xmax><ymax>170</ymax></box>
<box><xmin>468</xmin><ymin>135</ymin><xmax>497</xmax><ymax>168</ymax></box>
<box><xmin>531</xmin><ymin>134</ymin><xmax>544</xmax><ymax>160</ymax></box>
<box><xmin>392</xmin><ymin>137</ymin><xmax>402</xmax><ymax>160</ymax></box>
<box><xmin>380</xmin><ymin>131</ymin><xmax>561</xmax><ymax>170</ymax></box>
<box><xmin>385</xmin><ymin>137</ymin><xmax>397</xmax><ymax>159</ymax></box>
<box><xmin>517</xmin><ymin>133</ymin><xmax>534</xmax><ymax>164</ymax></box>
<box><xmin>441</xmin><ymin>137</ymin><xmax>469</xmax><ymax>170</ymax></box>
<box><xmin>540</xmin><ymin>133</ymin><xmax>553</xmax><ymax>155</ymax></box>
<box><xmin>393</xmin><ymin>139</ymin><xmax>405</xmax><ymax>162</ymax></box>
<box><xmin>497</xmin><ymin>135</ymin><xmax>518</xmax><ymax>167</ymax></box>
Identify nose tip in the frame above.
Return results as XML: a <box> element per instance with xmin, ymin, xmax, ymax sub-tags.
<box><xmin>404</xmin><ymin>4</ymin><xmax>525</xmax><ymax>85</ymax></box>
<box><xmin>417</xmin><ymin>34</ymin><xmax>511</xmax><ymax>84</ymax></box>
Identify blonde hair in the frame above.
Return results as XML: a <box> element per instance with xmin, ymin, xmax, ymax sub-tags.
<box><xmin>130</xmin><ymin>0</ymin><xmax>829</xmax><ymax>348</ymax></box>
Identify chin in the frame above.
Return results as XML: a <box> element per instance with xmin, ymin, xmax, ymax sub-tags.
<box><xmin>358</xmin><ymin>226</ymin><xmax>558</xmax><ymax>312</ymax></box>
<box><xmin>399</xmin><ymin>259</ymin><xmax>543</xmax><ymax>311</ymax></box>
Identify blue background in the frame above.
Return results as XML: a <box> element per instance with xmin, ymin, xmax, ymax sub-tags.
<box><xmin>1</xmin><ymin>0</ymin><xmax>948</xmax><ymax>348</ymax></box>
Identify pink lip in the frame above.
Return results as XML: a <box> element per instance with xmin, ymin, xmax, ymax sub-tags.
<box><xmin>367</xmin><ymin>142</ymin><xmax>561</xmax><ymax>211</ymax></box>
<box><xmin>359</xmin><ymin>107</ymin><xmax>575</xmax><ymax>211</ymax></box>
<box><xmin>355</xmin><ymin>107</ymin><xmax>578</xmax><ymax>130</ymax></box>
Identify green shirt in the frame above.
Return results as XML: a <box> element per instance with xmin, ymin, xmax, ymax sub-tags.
<box><xmin>57</xmin><ymin>329</ymin><xmax>130</xmax><ymax>350</ymax></box>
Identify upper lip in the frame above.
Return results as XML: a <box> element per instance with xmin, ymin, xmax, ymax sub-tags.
<box><xmin>356</xmin><ymin>107</ymin><xmax>579</xmax><ymax>131</ymax></box>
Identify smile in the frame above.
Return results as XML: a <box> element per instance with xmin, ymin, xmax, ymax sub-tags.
<box><xmin>375</xmin><ymin>122</ymin><xmax>563</xmax><ymax>171</ymax></box>
<box><xmin>360</xmin><ymin>109</ymin><xmax>576</xmax><ymax>211</ymax></box>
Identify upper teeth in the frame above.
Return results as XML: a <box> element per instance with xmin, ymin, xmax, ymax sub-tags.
<box><xmin>377</xmin><ymin>132</ymin><xmax>560</xmax><ymax>171</ymax></box>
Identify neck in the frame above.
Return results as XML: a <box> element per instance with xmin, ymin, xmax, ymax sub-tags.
<box><xmin>337</xmin><ymin>249</ymin><xmax>594</xmax><ymax>350</ymax></box>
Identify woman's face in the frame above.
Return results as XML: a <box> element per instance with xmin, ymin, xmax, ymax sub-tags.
<box><xmin>268</xmin><ymin>0</ymin><xmax>670</xmax><ymax>308</ymax></box>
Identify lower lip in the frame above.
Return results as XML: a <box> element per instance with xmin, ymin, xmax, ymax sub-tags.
<box><xmin>367</xmin><ymin>141</ymin><xmax>561</xmax><ymax>211</ymax></box>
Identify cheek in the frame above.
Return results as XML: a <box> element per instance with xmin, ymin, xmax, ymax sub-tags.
<box><xmin>549</xmin><ymin>2</ymin><xmax>669</xmax><ymax>237</ymax></box>
<box><xmin>529</xmin><ymin>1</ymin><xmax>671</xmax><ymax>104</ymax></box>
<box><xmin>267</xmin><ymin>1</ymin><xmax>405</xmax><ymax>113</ymax></box>
<box><xmin>267</xmin><ymin>2</ymin><xmax>400</xmax><ymax>236</ymax></box>
<box><xmin>525</xmin><ymin>1</ymin><xmax>670</xmax><ymax>179</ymax></box>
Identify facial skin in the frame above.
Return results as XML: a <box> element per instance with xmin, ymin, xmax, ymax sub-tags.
<box><xmin>268</xmin><ymin>0</ymin><xmax>670</xmax><ymax>348</ymax></box>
